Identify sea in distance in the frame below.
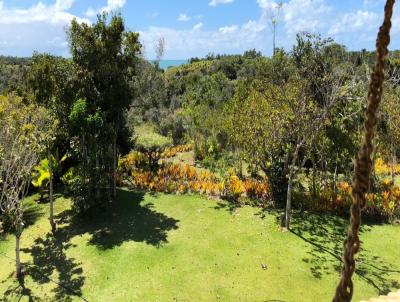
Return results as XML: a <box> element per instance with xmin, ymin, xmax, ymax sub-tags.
<box><xmin>150</xmin><ymin>60</ymin><xmax>188</xmax><ymax>69</ymax></box>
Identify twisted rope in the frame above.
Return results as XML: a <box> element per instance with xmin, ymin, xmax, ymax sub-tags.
<box><xmin>333</xmin><ymin>1</ymin><xmax>395</xmax><ymax>301</ymax></box>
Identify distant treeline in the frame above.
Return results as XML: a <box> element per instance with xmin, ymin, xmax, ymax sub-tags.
<box><xmin>2</xmin><ymin>48</ymin><xmax>400</xmax><ymax>95</ymax></box>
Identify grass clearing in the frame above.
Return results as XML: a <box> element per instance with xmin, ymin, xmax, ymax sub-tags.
<box><xmin>1</xmin><ymin>189</ymin><xmax>399</xmax><ymax>301</ymax></box>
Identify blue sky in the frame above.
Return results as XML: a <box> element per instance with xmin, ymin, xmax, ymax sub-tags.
<box><xmin>0</xmin><ymin>0</ymin><xmax>399</xmax><ymax>59</ymax></box>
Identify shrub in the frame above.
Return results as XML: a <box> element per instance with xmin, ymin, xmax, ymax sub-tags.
<box><xmin>118</xmin><ymin>159</ymin><xmax>271</xmax><ymax>205</ymax></box>
<box><xmin>135</xmin><ymin>129</ymin><xmax>172</xmax><ymax>171</ymax></box>
<box><xmin>295</xmin><ymin>180</ymin><xmax>400</xmax><ymax>222</ymax></box>
<box><xmin>222</xmin><ymin>171</ymin><xmax>245</xmax><ymax>202</ymax></box>
<box><xmin>118</xmin><ymin>151</ymin><xmax>147</xmax><ymax>174</ymax></box>
<box><xmin>31</xmin><ymin>158</ymin><xmax>50</xmax><ymax>200</ymax></box>
<box><xmin>161</xmin><ymin>143</ymin><xmax>193</xmax><ymax>158</ymax></box>
<box><xmin>375</xmin><ymin>158</ymin><xmax>400</xmax><ymax>175</ymax></box>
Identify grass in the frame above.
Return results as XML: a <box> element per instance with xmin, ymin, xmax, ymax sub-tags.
<box><xmin>0</xmin><ymin>189</ymin><xmax>399</xmax><ymax>301</ymax></box>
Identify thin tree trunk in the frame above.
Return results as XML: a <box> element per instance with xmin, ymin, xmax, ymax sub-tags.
<box><xmin>113</xmin><ymin>135</ymin><xmax>117</xmax><ymax>198</ymax></box>
<box><xmin>96</xmin><ymin>150</ymin><xmax>100</xmax><ymax>201</ymax></box>
<box><xmin>333</xmin><ymin>163</ymin><xmax>338</xmax><ymax>194</ymax></box>
<box><xmin>15</xmin><ymin>234</ymin><xmax>21</xmax><ymax>279</ymax></box>
<box><xmin>48</xmin><ymin>149</ymin><xmax>56</xmax><ymax>233</ymax></box>
<box><xmin>312</xmin><ymin>158</ymin><xmax>317</xmax><ymax>197</ymax></box>
<box><xmin>285</xmin><ymin>144</ymin><xmax>300</xmax><ymax>229</ymax></box>
<box><xmin>285</xmin><ymin>169</ymin><xmax>294</xmax><ymax>229</ymax></box>
<box><xmin>283</xmin><ymin>150</ymin><xmax>290</xmax><ymax>175</ymax></box>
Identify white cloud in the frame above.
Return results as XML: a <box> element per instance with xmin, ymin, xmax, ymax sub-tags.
<box><xmin>209</xmin><ymin>0</ymin><xmax>234</xmax><ymax>7</ymax></box>
<box><xmin>256</xmin><ymin>0</ymin><xmax>333</xmax><ymax>48</ymax></box>
<box><xmin>86</xmin><ymin>0</ymin><xmax>126</xmax><ymax>17</ymax></box>
<box><xmin>0</xmin><ymin>0</ymin><xmax>88</xmax><ymax>56</ymax></box>
<box><xmin>139</xmin><ymin>0</ymin><xmax>393</xmax><ymax>59</ymax></box>
<box><xmin>193</xmin><ymin>22</ymin><xmax>204</xmax><ymax>30</ymax></box>
<box><xmin>219</xmin><ymin>25</ymin><xmax>238</xmax><ymax>34</ymax></box>
<box><xmin>281</xmin><ymin>0</ymin><xmax>331</xmax><ymax>35</ymax></box>
<box><xmin>178</xmin><ymin>13</ymin><xmax>191</xmax><ymax>22</ymax></box>
<box><xmin>257</xmin><ymin>0</ymin><xmax>282</xmax><ymax>11</ymax></box>
<box><xmin>1</xmin><ymin>0</ymin><xmax>399</xmax><ymax>59</ymax></box>
<box><xmin>0</xmin><ymin>0</ymin><xmax>87</xmax><ymax>25</ymax></box>
<box><xmin>139</xmin><ymin>19</ymin><xmax>268</xmax><ymax>59</ymax></box>
<box><xmin>329</xmin><ymin>10</ymin><xmax>379</xmax><ymax>35</ymax></box>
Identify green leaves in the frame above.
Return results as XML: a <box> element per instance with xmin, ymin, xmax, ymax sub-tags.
<box><xmin>31</xmin><ymin>153</ymin><xmax>67</xmax><ymax>189</ymax></box>
<box><xmin>31</xmin><ymin>159</ymin><xmax>50</xmax><ymax>189</ymax></box>
<box><xmin>134</xmin><ymin>125</ymin><xmax>172</xmax><ymax>152</ymax></box>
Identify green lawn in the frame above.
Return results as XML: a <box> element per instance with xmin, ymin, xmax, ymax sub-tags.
<box><xmin>1</xmin><ymin>189</ymin><xmax>399</xmax><ymax>301</ymax></box>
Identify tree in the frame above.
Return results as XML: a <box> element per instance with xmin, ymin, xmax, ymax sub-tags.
<box><xmin>281</xmin><ymin>34</ymin><xmax>348</xmax><ymax>228</ymax></box>
<box><xmin>266</xmin><ymin>1</ymin><xmax>283</xmax><ymax>56</ymax></box>
<box><xmin>227</xmin><ymin>79</ymin><xmax>293</xmax><ymax>204</ymax></box>
<box><xmin>0</xmin><ymin>95</ymin><xmax>48</xmax><ymax>279</ymax></box>
<box><xmin>182</xmin><ymin>71</ymin><xmax>234</xmax><ymax>160</ymax></box>
<box><xmin>27</xmin><ymin>53</ymin><xmax>76</xmax><ymax>232</ymax></box>
<box><xmin>67</xmin><ymin>13</ymin><xmax>141</xmax><ymax>209</ymax></box>
<box><xmin>154</xmin><ymin>37</ymin><xmax>166</xmax><ymax>64</ymax></box>
<box><xmin>381</xmin><ymin>85</ymin><xmax>400</xmax><ymax>183</ymax></box>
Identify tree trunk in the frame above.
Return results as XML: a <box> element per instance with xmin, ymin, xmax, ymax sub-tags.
<box><xmin>333</xmin><ymin>163</ymin><xmax>338</xmax><ymax>194</ymax></box>
<box><xmin>283</xmin><ymin>150</ymin><xmax>290</xmax><ymax>175</ymax></box>
<box><xmin>96</xmin><ymin>151</ymin><xmax>100</xmax><ymax>201</ymax></box>
<box><xmin>284</xmin><ymin>144</ymin><xmax>301</xmax><ymax>229</ymax></box>
<box><xmin>312</xmin><ymin>158</ymin><xmax>317</xmax><ymax>197</ymax></box>
<box><xmin>15</xmin><ymin>234</ymin><xmax>22</xmax><ymax>279</ymax></box>
<box><xmin>48</xmin><ymin>149</ymin><xmax>56</xmax><ymax>233</ymax></box>
<box><xmin>285</xmin><ymin>169</ymin><xmax>294</xmax><ymax>229</ymax></box>
<box><xmin>113</xmin><ymin>136</ymin><xmax>117</xmax><ymax>199</ymax></box>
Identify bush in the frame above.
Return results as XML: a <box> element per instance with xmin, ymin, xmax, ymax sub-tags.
<box><xmin>117</xmin><ymin>158</ymin><xmax>271</xmax><ymax>205</ymax></box>
<box><xmin>223</xmin><ymin>174</ymin><xmax>245</xmax><ymax>202</ymax></box>
<box><xmin>134</xmin><ymin>125</ymin><xmax>172</xmax><ymax>171</ymax></box>
<box><xmin>200</xmin><ymin>152</ymin><xmax>236</xmax><ymax>175</ymax></box>
<box><xmin>375</xmin><ymin>158</ymin><xmax>400</xmax><ymax>175</ymax></box>
<box><xmin>161</xmin><ymin>143</ymin><xmax>193</xmax><ymax>158</ymax></box>
<box><xmin>294</xmin><ymin>179</ymin><xmax>400</xmax><ymax>222</ymax></box>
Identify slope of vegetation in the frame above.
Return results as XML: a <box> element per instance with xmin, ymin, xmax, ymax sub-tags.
<box><xmin>1</xmin><ymin>190</ymin><xmax>399</xmax><ymax>302</ymax></box>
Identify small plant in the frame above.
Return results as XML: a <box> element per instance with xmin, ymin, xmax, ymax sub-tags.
<box><xmin>31</xmin><ymin>158</ymin><xmax>50</xmax><ymax>201</ymax></box>
<box><xmin>31</xmin><ymin>154</ymin><xmax>67</xmax><ymax>201</ymax></box>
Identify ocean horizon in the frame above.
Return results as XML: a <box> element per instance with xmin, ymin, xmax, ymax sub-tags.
<box><xmin>150</xmin><ymin>59</ymin><xmax>188</xmax><ymax>69</ymax></box>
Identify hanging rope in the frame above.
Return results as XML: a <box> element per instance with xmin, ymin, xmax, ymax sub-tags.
<box><xmin>333</xmin><ymin>1</ymin><xmax>395</xmax><ymax>301</ymax></box>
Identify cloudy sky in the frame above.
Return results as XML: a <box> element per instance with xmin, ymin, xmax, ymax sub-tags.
<box><xmin>0</xmin><ymin>0</ymin><xmax>399</xmax><ymax>59</ymax></box>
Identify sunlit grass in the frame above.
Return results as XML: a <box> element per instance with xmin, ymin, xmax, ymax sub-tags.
<box><xmin>1</xmin><ymin>189</ymin><xmax>399</xmax><ymax>301</ymax></box>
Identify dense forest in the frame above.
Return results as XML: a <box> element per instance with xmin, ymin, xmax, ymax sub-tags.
<box><xmin>1</xmin><ymin>11</ymin><xmax>400</xmax><ymax>302</ymax></box>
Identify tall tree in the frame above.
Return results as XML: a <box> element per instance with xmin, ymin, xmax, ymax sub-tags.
<box><xmin>67</xmin><ymin>13</ymin><xmax>141</xmax><ymax>209</ymax></box>
<box><xmin>27</xmin><ymin>53</ymin><xmax>76</xmax><ymax>231</ymax></box>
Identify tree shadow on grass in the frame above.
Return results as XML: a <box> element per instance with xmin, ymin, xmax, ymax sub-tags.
<box><xmin>1</xmin><ymin>279</ymin><xmax>48</xmax><ymax>302</ymax></box>
<box><xmin>56</xmin><ymin>189</ymin><xmax>180</xmax><ymax>249</ymax></box>
<box><xmin>23</xmin><ymin>203</ymin><xmax>45</xmax><ymax>228</ymax></box>
<box><xmin>20</xmin><ymin>232</ymin><xmax>85</xmax><ymax>301</ymax></box>
<box><xmin>289</xmin><ymin>211</ymin><xmax>400</xmax><ymax>295</ymax></box>
<box><xmin>3</xmin><ymin>189</ymin><xmax>179</xmax><ymax>301</ymax></box>
<box><xmin>212</xmin><ymin>200</ymin><xmax>242</xmax><ymax>214</ymax></box>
